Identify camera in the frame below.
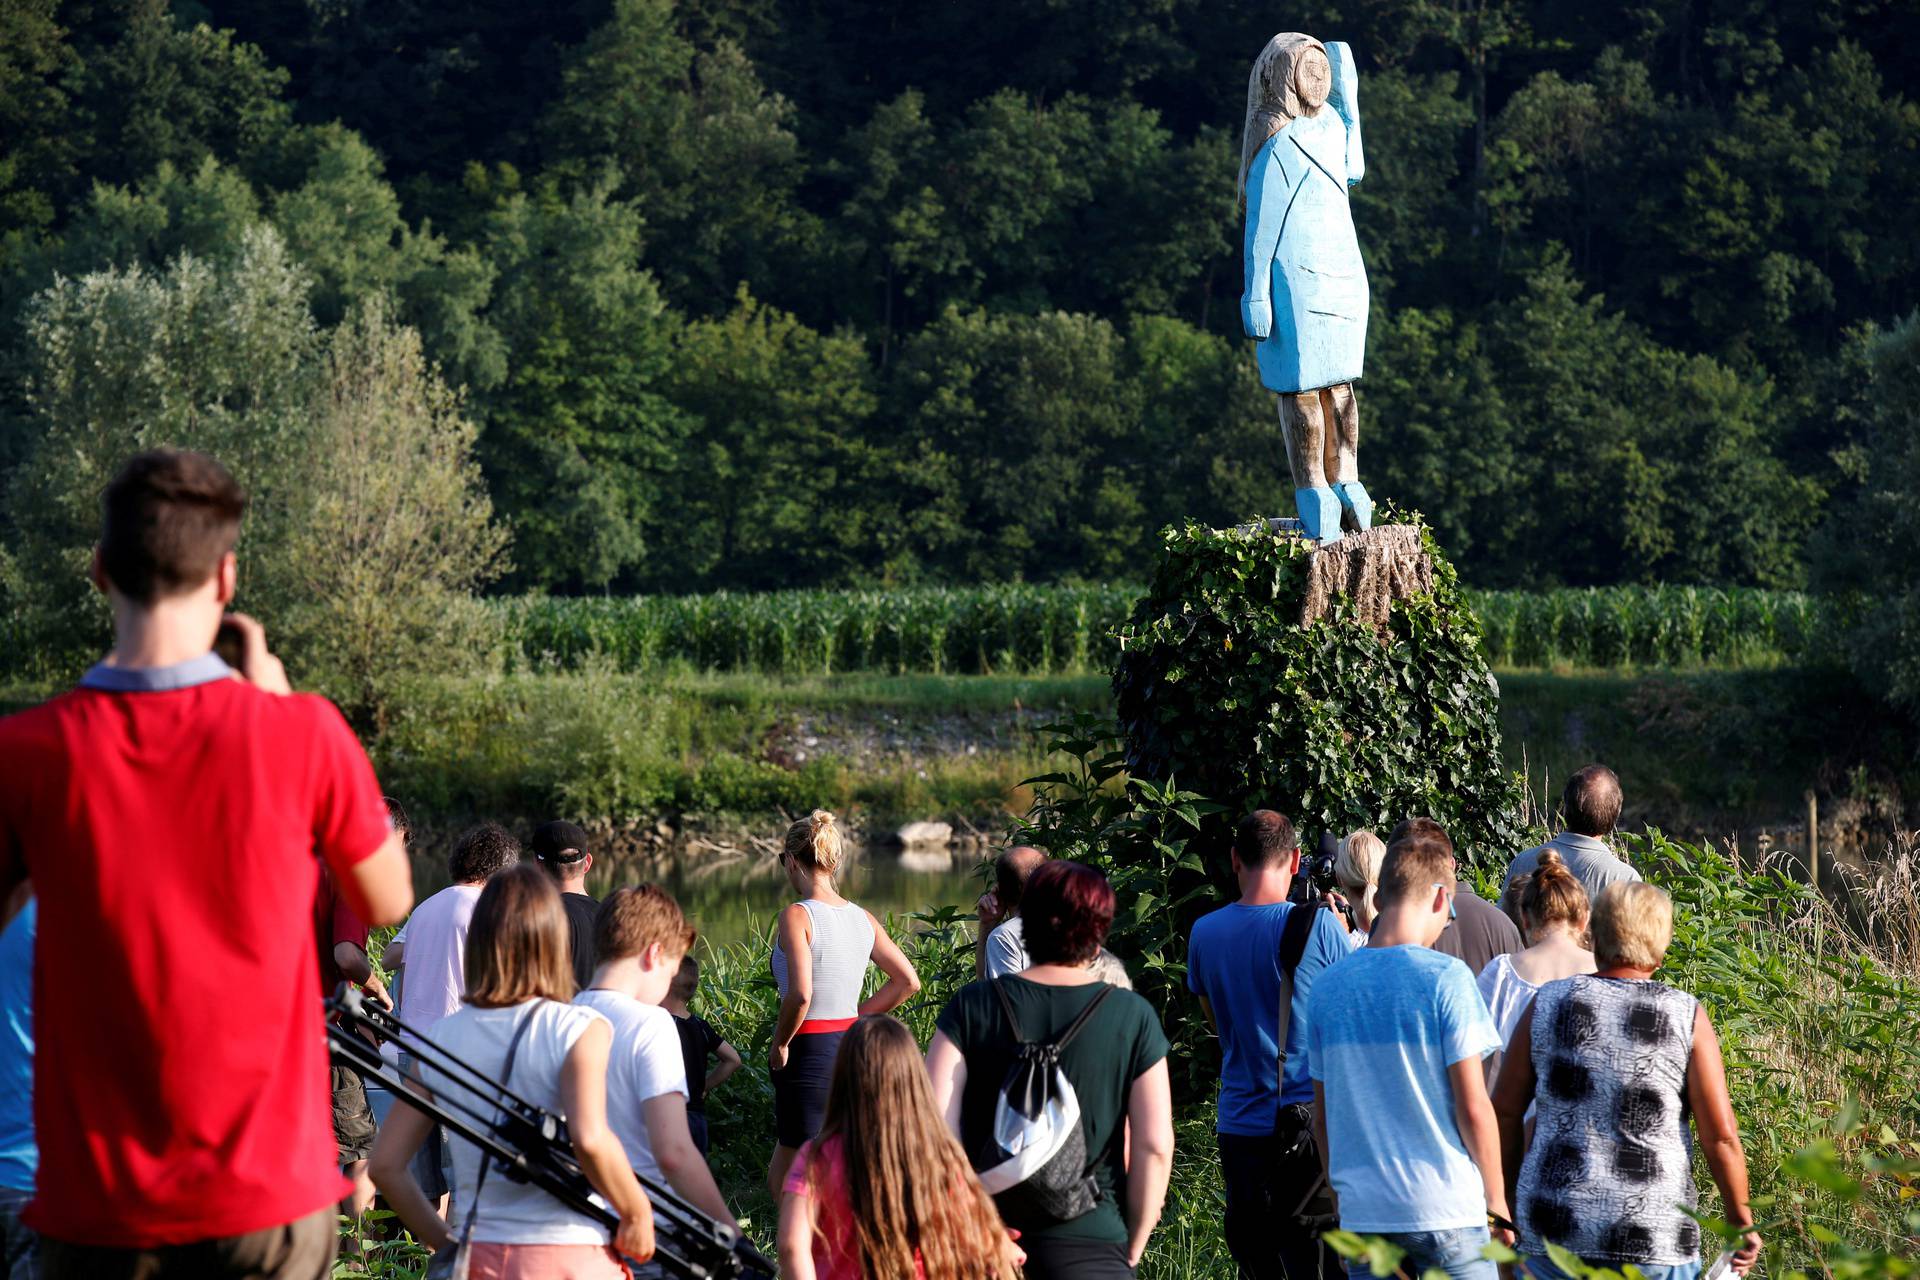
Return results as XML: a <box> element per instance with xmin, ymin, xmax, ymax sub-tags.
<box><xmin>1288</xmin><ymin>831</ymin><xmax>1342</xmax><ymax>905</ymax></box>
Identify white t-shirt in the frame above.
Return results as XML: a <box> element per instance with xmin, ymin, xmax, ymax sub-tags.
<box><xmin>396</xmin><ymin>884</ymin><xmax>483</xmax><ymax>1039</ymax></box>
<box><xmin>573</xmin><ymin>989</ymin><xmax>688</xmax><ymax>1184</ymax></box>
<box><xmin>984</xmin><ymin>916</ymin><xmax>1028</xmax><ymax>978</ymax></box>
<box><xmin>420</xmin><ymin>1000</ymin><xmax>610</xmax><ymax>1245</ymax></box>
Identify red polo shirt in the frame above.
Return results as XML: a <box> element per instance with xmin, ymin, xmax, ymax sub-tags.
<box><xmin>0</xmin><ymin>656</ymin><xmax>390</xmax><ymax>1246</ymax></box>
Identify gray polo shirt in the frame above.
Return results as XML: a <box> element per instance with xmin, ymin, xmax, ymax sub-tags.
<box><xmin>1502</xmin><ymin>831</ymin><xmax>1640</xmax><ymax>909</ymax></box>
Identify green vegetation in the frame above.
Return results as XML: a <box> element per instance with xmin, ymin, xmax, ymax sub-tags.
<box><xmin>490</xmin><ymin>584</ymin><xmax>1825</xmax><ymax>680</ymax></box>
<box><xmin>500</xmin><ymin>584</ymin><xmax>1140</xmax><ymax>677</ymax></box>
<box><xmin>2</xmin><ymin>0</ymin><xmax>1916</xmax><ymax>603</ymax></box>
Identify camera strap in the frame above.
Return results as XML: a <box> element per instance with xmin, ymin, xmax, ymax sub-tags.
<box><xmin>434</xmin><ymin>1002</ymin><xmax>542</xmax><ymax>1280</ymax></box>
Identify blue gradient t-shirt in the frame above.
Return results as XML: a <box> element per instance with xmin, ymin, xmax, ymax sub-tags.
<box><xmin>1305</xmin><ymin>944</ymin><xmax>1500</xmax><ymax>1232</ymax></box>
<box><xmin>1187</xmin><ymin>901</ymin><xmax>1355</xmax><ymax>1134</ymax></box>
<box><xmin>0</xmin><ymin>899</ymin><xmax>35</xmax><ymax>1192</ymax></box>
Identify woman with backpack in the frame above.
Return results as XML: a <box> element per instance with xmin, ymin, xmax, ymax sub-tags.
<box><xmin>777</xmin><ymin>1015</ymin><xmax>1022</xmax><ymax>1279</ymax></box>
<box><xmin>926</xmin><ymin>861</ymin><xmax>1174</xmax><ymax>1280</ymax></box>
<box><xmin>767</xmin><ymin>809</ymin><xmax>923</xmax><ymax>1198</ymax></box>
<box><xmin>369</xmin><ymin>862</ymin><xmax>655</xmax><ymax>1279</ymax></box>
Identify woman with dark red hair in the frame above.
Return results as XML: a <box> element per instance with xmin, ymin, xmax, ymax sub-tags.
<box><xmin>926</xmin><ymin>861</ymin><xmax>1174</xmax><ymax>1280</ymax></box>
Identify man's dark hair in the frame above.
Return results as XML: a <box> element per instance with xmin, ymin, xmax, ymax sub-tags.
<box><xmin>98</xmin><ymin>450</ymin><xmax>248</xmax><ymax>603</ymax></box>
<box><xmin>1387</xmin><ymin>815</ymin><xmax>1454</xmax><ymax>858</ymax></box>
<box><xmin>1234</xmin><ymin>810</ymin><xmax>1298</xmax><ymax>869</ymax></box>
<box><xmin>1562</xmin><ymin>765</ymin><xmax>1623</xmax><ymax>837</ymax></box>
<box><xmin>449</xmin><ymin>821</ymin><xmax>520</xmax><ymax>884</ymax></box>
<box><xmin>993</xmin><ymin>846</ymin><xmax>1048</xmax><ymax>912</ymax></box>
<box><xmin>1378</xmin><ymin>828</ymin><xmax>1457</xmax><ymax>909</ymax></box>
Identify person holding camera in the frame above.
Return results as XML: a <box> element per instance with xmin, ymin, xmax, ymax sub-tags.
<box><xmin>0</xmin><ymin>450</ymin><xmax>413</xmax><ymax>1279</ymax></box>
<box><xmin>1187</xmin><ymin>811</ymin><xmax>1355</xmax><ymax>1280</ymax></box>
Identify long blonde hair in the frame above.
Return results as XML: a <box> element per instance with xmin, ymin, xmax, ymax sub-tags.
<box><xmin>1238</xmin><ymin>31</ymin><xmax>1330</xmax><ymax>202</ymax></box>
<box><xmin>1334</xmin><ymin>829</ymin><xmax>1386</xmax><ymax>924</ymax></box>
<box><xmin>783</xmin><ymin>808</ymin><xmax>845</xmax><ymax>876</ymax></box>
<box><xmin>811</xmin><ymin>1016</ymin><xmax>1016</xmax><ymax>1280</ymax></box>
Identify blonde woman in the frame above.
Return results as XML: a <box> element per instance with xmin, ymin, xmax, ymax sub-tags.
<box><xmin>767</xmin><ymin>810</ymin><xmax>921</xmax><ymax>1198</ymax></box>
<box><xmin>1493</xmin><ymin>883</ymin><xmax>1761</xmax><ymax>1278</ymax></box>
<box><xmin>1333</xmin><ymin>829</ymin><xmax>1386</xmax><ymax>939</ymax></box>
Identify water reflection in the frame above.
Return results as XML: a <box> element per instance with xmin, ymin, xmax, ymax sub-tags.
<box><xmin>617</xmin><ymin>843</ymin><xmax>985</xmax><ymax>951</ymax></box>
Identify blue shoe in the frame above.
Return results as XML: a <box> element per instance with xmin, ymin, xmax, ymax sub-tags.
<box><xmin>1334</xmin><ymin>481</ymin><xmax>1374</xmax><ymax>531</ymax></box>
<box><xmin>1294</xmin><ymin>486</ymin><xmax>1342</xmax><ymax>544</ymax></box>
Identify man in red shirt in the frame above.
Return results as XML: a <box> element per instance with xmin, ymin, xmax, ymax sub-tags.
<box><xmin>0</xmin><ymin>450</ymin><xmax>413</xmax><ymax>1279</ymax></box>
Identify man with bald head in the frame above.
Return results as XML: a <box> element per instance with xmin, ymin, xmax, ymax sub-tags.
<box><xmin>978</xmin><ymin>845</ymin><xmax>1049</xmax><ymax>979</ymax></box>
<box><xmin>1502</xmin><ymin>765</ymin><xmax>1638</xmax><ymax>908</ymax></box>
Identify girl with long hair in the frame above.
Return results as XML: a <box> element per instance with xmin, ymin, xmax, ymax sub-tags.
<box><xmin>777</xmin><ymin>1015</ymin><xmax>1021</xmax><ymax>1280</ymax></box>
<box><xmin>767</xmin><ymin>810</ymin><xmax>921</xmax><ymax>1197</ymax></box>
<box><xmin>370</xmin><ymin>862</ymin><xmax>654</xmax><ymax>1279</ymax></box>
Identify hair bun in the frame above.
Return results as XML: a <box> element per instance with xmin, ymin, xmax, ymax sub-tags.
<box><xmin>811</xmin><ymin>810</ymin><xmax>836</xmax><ymax>834</ymax></box>
<box><xmin>1537</xmin><ymin>848</ymin><xmax>1565</xmax><ymax>871</ymax></box>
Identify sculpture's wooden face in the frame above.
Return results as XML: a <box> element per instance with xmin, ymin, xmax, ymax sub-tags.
<box><xmin>1296</xmin><ymin>47</ymin><xmax>1331</xmax><ymax>110</ymax></box>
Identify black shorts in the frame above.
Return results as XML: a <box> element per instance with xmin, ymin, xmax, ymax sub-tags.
<box><xmin>1018</xmin><ymin>1236</ymin><xmax>1134</xmax><ymax>1280</ymax></box>
<box><xmin>331</xmin><ymin>1062</ymin><xmax>377</xmax><ymax>1165</ymax></box>
<box><xmin>771</xmin><ymin>1029</ymin><xmax>844</xmax><ymax>1150</ymax></box>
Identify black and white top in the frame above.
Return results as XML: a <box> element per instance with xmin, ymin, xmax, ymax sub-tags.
<box><xmin>1516</xmin><ymin>975</ymin><xmax>1701</xmax><ymax>1265</ymax></box>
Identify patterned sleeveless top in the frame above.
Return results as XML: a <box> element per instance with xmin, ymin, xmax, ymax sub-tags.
<box><xmin>771</xmin><ymin>899</ymin><xmax>875</xmax><ymax>1022</ymax></box>
<box><xmin>1516</xmin><ymin>975</ymin><xmax>1702</xmax><ymax>1264</ymax></box>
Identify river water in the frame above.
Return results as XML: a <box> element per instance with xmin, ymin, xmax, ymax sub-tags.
<box><xmin>645</xmin><ymin>844</ymin><xmax>983</xmax><ymax>951</ymax></box>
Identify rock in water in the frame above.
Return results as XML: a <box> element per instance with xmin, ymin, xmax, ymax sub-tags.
<box><xmin>894</xmin><ymin>820</ymin><xmax>953</xmax><ymax>849</ymax></box>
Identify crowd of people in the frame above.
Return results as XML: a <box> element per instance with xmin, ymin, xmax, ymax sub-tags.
<box><xmin>0</xmin><ymin>448</ymin><xmax>1766</xmax><ymax>1280</ymax></box>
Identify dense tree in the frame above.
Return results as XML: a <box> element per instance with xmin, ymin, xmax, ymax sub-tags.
<box><xmin>0</xmin><ymin>0</ymin><xmax>1915</xmax><ymax>598</ymax></box>
<box><xmin>473</xmin><ymin>182</ymin><xmax>685</xmax><ymax>592</ymax></box>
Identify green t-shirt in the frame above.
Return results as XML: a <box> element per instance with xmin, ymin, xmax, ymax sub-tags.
<box><xmin>935</xmin><ymin>975</ymin><xmax>1170</xmax><ymax>1243</ymax></box>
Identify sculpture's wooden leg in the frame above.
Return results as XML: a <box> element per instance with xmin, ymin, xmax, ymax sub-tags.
<box><xmin>1323</xmin><ymin>384</ymin><xmax>1359</xmax><ymax>486</ymax></box>
<box><xmin>1277</xmin><ymin>392</ymin><xmax>1328</xmax><ymax>491</ymax></box>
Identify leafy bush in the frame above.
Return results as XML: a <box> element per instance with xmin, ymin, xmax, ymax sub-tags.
<box><xmin>1112</xmin><ymin>520</ymin><xmax>1526</xmax><ymax>874</ymax></box>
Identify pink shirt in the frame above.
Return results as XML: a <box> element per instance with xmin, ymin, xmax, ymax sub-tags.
<box><xmin>783</xmin><ymin>1136</ymin><xmax>926</xmax><ymax>1280</ymax></box>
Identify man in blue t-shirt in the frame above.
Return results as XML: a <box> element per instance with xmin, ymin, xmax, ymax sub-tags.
<box><xmin>1</xmin><ymin>890</ymin><xmax>37</xmax><ymax>1277</ymax></box>
<box><xmin>1188</xmin><ymin>811</ymin><xmax>1355</xmax><ymax>1279</ymax></box>
<box><xmin>1306</xmin><ymin>824</ymin><xmax>1514</xmax><ymax>1280</ymax></box>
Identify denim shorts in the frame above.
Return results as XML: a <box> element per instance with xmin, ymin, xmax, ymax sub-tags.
<box><xmin>1345</xmin><ymin>1227</ymin><xmax>1495</xmax><ymax>1280</ymax></box>
<box><xmin>1525</xmin><ymin>1255</ymin><xmax>1702</xmax><ymax>1280</ymax></box>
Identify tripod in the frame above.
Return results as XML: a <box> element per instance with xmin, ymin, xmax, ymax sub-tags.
<box><xmin>327</xmin><ymin>986</ymin><xmax>775</xmax><ymax>1280</ymax></box>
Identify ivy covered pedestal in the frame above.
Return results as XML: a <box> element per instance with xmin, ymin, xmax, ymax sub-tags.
<box><xmin>1112</xmin><ymin>519</ymin><xmax>1522</xmax><ymax>876</ymax></box>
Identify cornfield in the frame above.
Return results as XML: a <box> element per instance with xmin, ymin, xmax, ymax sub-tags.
<box><xmin>1470</xmin><ymin>585</ymin><xmax>1828</xmax><ymax>670</ymax></box>
<box><xmin>497</xmin><ymin>585</ymin><xmax>1142</xmax><ymax>677</ymax></box>
<box><xmin>493</xmin><ymin>584</ymin><xmax>1833</xmax><ymax>677</ymax></box>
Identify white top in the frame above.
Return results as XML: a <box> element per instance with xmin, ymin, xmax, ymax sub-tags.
<box><xmin>770</xmin><ymin>899</ymin><xmax>875</xmax><ymax>1021</ymax></box>
<box><xmin>573</xmin><ymin>989</ymin><xmax>688</xmax><ymax>1183</ymax></box>
<box><xmin>420</xmin><ymin>1000</ymin><xmax>611</xmax><ymax>1246</ymax></box>
<box><xmin>395</xmin><ymin>884</ymin><xmax>483</xmax><ymax>1039</ymax></box>
<box><xmin>1475</xmin><ymin>952</ymin><xmax>1542</xmax><ymax>1050</ymax></box>
<box><xmin>983</xmin><ymin>916</ymin><xmax>1028</xmax><ymax>979</ymax></box>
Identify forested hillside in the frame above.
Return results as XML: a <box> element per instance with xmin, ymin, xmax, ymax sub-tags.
<box><xmin>1</xmin><ymin>0</ymin><xmax>1914</xmax><ymax>593</ymax></box>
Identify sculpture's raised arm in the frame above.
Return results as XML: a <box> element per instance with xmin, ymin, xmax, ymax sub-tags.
<box><xmin>1326</xmin><ymin>41</ymin><xmax>1364</xmax><ymax>185</ymax></box>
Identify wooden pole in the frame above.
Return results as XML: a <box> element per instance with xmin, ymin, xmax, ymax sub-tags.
<box><xmin>1805</xmin><ymin>789</ymin><xmax>1819</xmax><ymax>895</ymax></box>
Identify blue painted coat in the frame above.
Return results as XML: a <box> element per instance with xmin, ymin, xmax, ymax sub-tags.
<box><xmin>1241</xmin><ymin>54</ymin><xmax>1368</xmax><ymax>394</ymax></box>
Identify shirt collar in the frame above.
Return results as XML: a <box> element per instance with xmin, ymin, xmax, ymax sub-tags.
<box><xmin>1554</xmin><ymin>831</ymin><xmax>1612</xmax><ymax>855</ymax></box>
<box><xmin>78</xmin><ymin>652</ymin><xmax>234</xmax><ymax>692</ymax></box>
